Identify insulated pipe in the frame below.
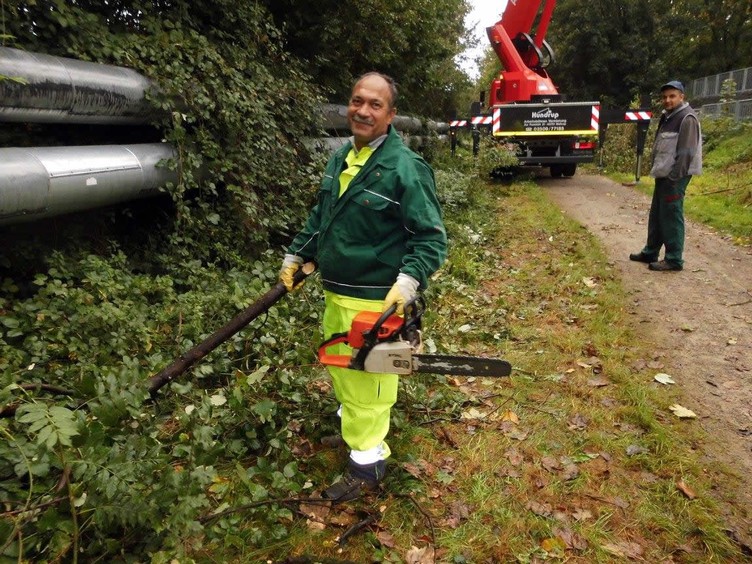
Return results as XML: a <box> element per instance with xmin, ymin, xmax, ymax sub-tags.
<box><xmin>0</xmin><ymin>46</ymin><xmax>158</xmax><ymax>124</ymax></box>
<box><xmin>0</xmin><ymin>143</ymin><xmax>177</xmax><ymax>226</ymax></box>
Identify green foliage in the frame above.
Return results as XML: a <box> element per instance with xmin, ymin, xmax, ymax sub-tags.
<box><xmin>259</xmin><ymin>0</ymin><xmax>474</xmax><ymax>117</ymax></box>
<box><xmin>0</xmin><ymin>244</ymin><xmax>328</xmax><ymax>559</ymax></box>
<box><xmin>719</xmin><ymin>78</ymin><xmax>738</xmax><ymax>104</ymax></box>
<box><xmin>434</xmin><ymin>168</ymin><xmax>474</xmax><ymax>211</ymax></box>
<box><xmin>474</xmin><ymin>136</ymin><xmax>520</xmax><ymax>179</ymax></box>
<box><xmin>544</xmin><ymin>0</ymin><xmax>752</xmax><ymax>106</ymax></box>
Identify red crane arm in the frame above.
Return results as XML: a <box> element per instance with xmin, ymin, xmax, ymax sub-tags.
<box><xmin>486</xmin><ymin>0</ymin><xmax>558</xmax><ymax>105</ymax></box>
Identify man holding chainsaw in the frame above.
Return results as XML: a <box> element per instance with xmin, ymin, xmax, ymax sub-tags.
<box><xmin>280</xmin><ymin>72</ymin><xmax>447</xmax><ymax>502</ymax></box>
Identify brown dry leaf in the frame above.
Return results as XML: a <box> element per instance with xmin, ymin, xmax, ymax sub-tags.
<box><xmin>587</xmin><ymin>376</ymin><xmax>610</xmax><ymax>387</ymax></box>
<box><xmin>561</xmin><ymin>463</ymin><xmax>580</xmax><ymax>481</ymax></box>
<box><xmin>602</xmin><ymin>540</ymin><xmax>644</xmax><ymax>559</ymax></box>
<box><xmin>568</xmin><ymin>413</ymin><xmax>588</xmax><ymax>431</ymax></box>
<box><xmin>377</xmin><ymin>530</ymin><xmax>396</xmax><ymax>548</ymax></box>
<box><xmin>504</xmin><ymin>427</ymin><xmax>529</xmax><ymax>441</ymax></box>
<box><xmin>554</xmin><ymin>526</ymin><xmax>588</xmax><ymax>551</ymax></box>
<box><xmin>582</xmin><ymin>276</ymin><xmax>598</xmax><ymax>288</ymax></box>
<box><xmin>572</xmin><ymin>507</ymin><xmax>593</xmax><ymax>521</ymax></box>
<box><xmin>450</xmin><ymin>500</ymin><xmax>472</xmax><ymax>520</ymax></box>
<box><xmin>405</xmin><ymin>544</ymin><xmax>435</xmax><ymax>564</ymax></box>
<box><xmin>299</xmin><ymin>496</ymin><xmax>330</xmax><ymax>532</ymax></box>
<box><xmin>526</xmin><ymin>500</ymin><xmax>553</xmax><ymax>517</ymax></box>
<box><xmin>541</xmin><ymin>455</ymin><xmax>561</xmax><ymax>473</ymax></box>
<box><xmin>329</xmin><ymin>510</ymin><xmax>357</xmax><ymax>527</ymax></box>
<box><xmin>676</xmin><ymin>480</ymin><xmax>697</xmax><ymax>499</ymax></box>
<box><xmin>427</xmin><ymin>487</ymin><xmax>442</xmax><ymax>499</ymax></box>
<box><xmin>447</xmin><ymin>377</ymin><xmax>463</xmax><ymax>387</ymax></box>
<box><xmin>403</xmin><ymin>462</ymin><xmax>424</xmax><ymax>479</ymax></box>
<box><xmin>505</xmin><ymin>447</ymin><xmax>524</xmax><ymax>466</ymax></box>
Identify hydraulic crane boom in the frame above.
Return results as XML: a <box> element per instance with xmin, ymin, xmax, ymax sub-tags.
<box><xmin>487</xmin><ymin>0</ymin><xmax>558</xmax><ymax>104</ymax></box>
<box><xmin>450</xmin><ymin>0</ymin><xmax>652</xmax><ymax>181</ymax></box>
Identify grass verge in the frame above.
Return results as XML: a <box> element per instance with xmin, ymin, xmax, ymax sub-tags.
<box><xmin>228</xmin><ymin>171</ymin><xmax>745</xmax><ymax>562</ymax></box>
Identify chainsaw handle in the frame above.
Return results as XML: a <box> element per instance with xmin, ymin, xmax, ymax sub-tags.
<box><xmin>318</xmin><ymin>334</ymin><xmax>353</xmax><ymax>368</ymax></box>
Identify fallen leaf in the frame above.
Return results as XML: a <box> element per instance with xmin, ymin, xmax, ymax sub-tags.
<box><xmin>541</xmin><ymin>456</ymin><xmax>560</xmax><ymax>473</ymax></box>
<box><xmin>541</xmin><ymin>536</ymin><xmax>567</xmax><ymax>553</ymax></box>
<box><xmin>405</xmin><ymin>544</ymin><xmax>435</xmax><ymax>564</ymax></box>
<box><xmin>505</xmin><ymin>448</ymin><xmax>524</xmax><ymax>466</ymax></box>
<box><xmin>501</xmin><ymin>410</ymin><xmax>519</xmax><ymax>423</ymax></box>
<box><xmin>377</xmin><ymin>530</ymin><xmax>396</xmax><ymax>548</ymax></box>
<box><xmin>626</xmin><ymin>444</ymin><xmax>649</xmax><ymax>456</ymax></box>
<box><xmin>403</xmin><ymin>462</ymin><xmax>424</xmax><ymax>478</ymax></box>
<box><xmin>582</xmin><ymin>277</ymin><xmax>598</xmax><ymax>288</ymax></box>
<box><xmin>209</xmin><ymin>394</ymin><xmax>227</xmax><ymax>407</ymax></box>
<box><xmin>554</xmin><ymin>526</ymin><xmax>588</xmax><ymax>551</ymax></box>
<box><xmin>561</xmin><ymin>463</ymin><xmax>580</xmax><ymax>481</ymax></box>
<box><xmin>503</xmin><ymin>428</ymin><xmax>529</xmax><ymax>441</ymax></box>
<box><xmin>526</xmin><ymin>500</ymin><xmax>552</xmax><ymax>517</ymax></box>
<box><xmin>299</xmin><ymin>500</ymin><xmax>331</xmax><ymax>532</ymax></box>
<box><xmin>654</xmin><ymin>373</ymin><xmax>676</xmax><ymax>385</ymax></box>
<box><xmin>568</xmin><ymin>413</ymin><xmax>588</xmax><ymax>431</ymax></box>
<box><xmin>460</xmin><ymin>407</ymin><xmax>486</xmax><ymax>420</ymax></box>
<box><xmin>587</xmin><ymin>376</ymin><xmax>610</xmax><ymax>387</ymax></box>
<box><xmin>306</xmin><ymin>519</ymin><xmax>325</xmax><ymax>531</ymax></box>
<box><xmin>676</xmin><ymin>480</ymin><xmax>697</xmax><ymax>499</ymax></box>
<box><xmin>602</xmin><ymin>540</ymin><xmax>644</xmax><ymax>559</ymax></box>
<box><xmin>572</xmin><ymin>508</ymin><xmax>593</xmax><ymax>521</ymax></box>
<box><xmin>669</xmin><ymin>404</ymin><xmax>697</xmax><ymax>418</ymax></box>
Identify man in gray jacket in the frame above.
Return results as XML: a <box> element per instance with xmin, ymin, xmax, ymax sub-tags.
<box><xmin>629</xmin><ymin>80</ymin><xmax>702</xmax><ymax>271</ymax></box>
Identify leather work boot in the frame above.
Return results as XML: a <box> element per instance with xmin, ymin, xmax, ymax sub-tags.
<box><xmin>649</xmin><ymin>260</ymin><xmax>683</xmax><ymax>272</ymax></box>
<box><xmin>629</xmin><ymin>252</ymin><xmax>657</xmax><ymax>263</ymax></box>
<box><xmin>322</xmin><ymin>460</ymin><xmax>386</xmax><ymax>504</ymax></box>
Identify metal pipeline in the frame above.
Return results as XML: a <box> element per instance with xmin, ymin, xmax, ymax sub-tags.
<box><xmin>0</xmin><ymin>47</ymin><xmax>448</xmax><ymax>225</ymax></box>
<box><xmin>0</xmin><ymin>46</ymin><xmax>158</xmax><ymax>124</ymax></box>
<box><xmin>0</xmin><ymin>143</ymin><xmax>178</xmax><ymax>226</ymax></box>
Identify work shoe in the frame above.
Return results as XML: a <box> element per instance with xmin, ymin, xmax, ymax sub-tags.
<box><xmin>629</xmin><ymin>252</ymin><xmax>657</xmax><ymax>263</ymax></box>
<box><xmin>648</xmin><ymin>260</ymin><xmax>683</xmax><ymax>272</ymax></box>
<box><xmin>322</xmin><ymin>460</ymin><xmax>386</xmax><ymax>504</ymax></box>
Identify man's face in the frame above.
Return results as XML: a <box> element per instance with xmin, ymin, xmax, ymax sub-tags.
<box><xmin>347</xmin><ymin>75</ymin><xmax>396</xmax><ymax>148</ymax></box>
<box><xmin>660</xmin><ymin>88</ymin><xmax>684</xmax><ymax>112</ymax></box>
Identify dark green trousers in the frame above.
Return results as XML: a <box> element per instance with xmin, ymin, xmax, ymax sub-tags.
<box><xmin>641</xmin><ymin>176</ymin><xmax>692</xmax><ymax>266</ymax></box>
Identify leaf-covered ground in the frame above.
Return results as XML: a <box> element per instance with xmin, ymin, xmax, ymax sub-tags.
<box><xmin>236</xmin><ymin>174</ymin><xmax>747</xmax><ymax>562</ymax></box>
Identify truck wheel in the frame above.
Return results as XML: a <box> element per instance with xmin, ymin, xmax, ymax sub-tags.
<box><xmin>563</xmin><ymin>163</ymin><xmax>577</xmax><ymax>177</ymax></box>
<box><xmin>550</xmin><ymin>165</ymin><xmax>564</xmax><ymax>178</ymax></box>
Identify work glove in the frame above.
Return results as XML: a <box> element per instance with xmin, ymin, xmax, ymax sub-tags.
<box><xmin>279</xmin><ymin>254</ymin><xmax>304</xmax><ymax>292</ymax></box>
<box><xmin>382</xmin><ymin>273</ymin><xmax>419</xmax><ymax>315</ymax></box>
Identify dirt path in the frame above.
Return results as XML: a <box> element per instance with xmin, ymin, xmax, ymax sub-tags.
<box><xmin>542</xmin><ymin>172</ymin><xmax>752</xmax><ymax>547</ymax></box>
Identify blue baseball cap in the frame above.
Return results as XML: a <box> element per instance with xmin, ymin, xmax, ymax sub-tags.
<box><xmin>660</xmin><ymin>80</ymin><xmax>685</xmax><ymax>93</ymax></box>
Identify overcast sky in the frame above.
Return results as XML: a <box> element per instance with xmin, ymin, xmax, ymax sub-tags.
<box><xmin>461</xmin><ymin>0</ymin><xmax>508</xmax><ymax>78</ymax></box>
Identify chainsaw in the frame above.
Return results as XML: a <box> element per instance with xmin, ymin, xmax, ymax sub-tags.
<box><xmin>318</xmin><ymin>297</ymin><xmax>512</xmax><ymax>377</ymax></box>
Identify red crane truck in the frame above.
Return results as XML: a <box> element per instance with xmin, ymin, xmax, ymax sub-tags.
<box><xmin>465</xmin><ymin>0</ymin><xmax>600</xmax><ymax>177</ymax></box>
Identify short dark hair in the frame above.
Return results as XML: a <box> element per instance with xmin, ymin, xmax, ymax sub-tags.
<box><xmin>354</xmin><ymin>72</ymin><xmax>398</xmax><ymax>109</ymax></box>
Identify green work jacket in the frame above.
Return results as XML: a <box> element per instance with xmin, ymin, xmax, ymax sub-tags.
<box><xmin>288</xmin><ymin>126</ymin><xmax>447</xmax><ymax>300</ymax></box>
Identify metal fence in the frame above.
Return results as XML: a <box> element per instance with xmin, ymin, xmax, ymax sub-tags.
<box><xmin>699</xmin><ymin>98</ymin><xmax>752</xmax><ymax>121</ymax></box>
<box><xmin>688</xmin><ymin>67</ymin><xmax>752</xmax><ymax>99</ymax></box>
